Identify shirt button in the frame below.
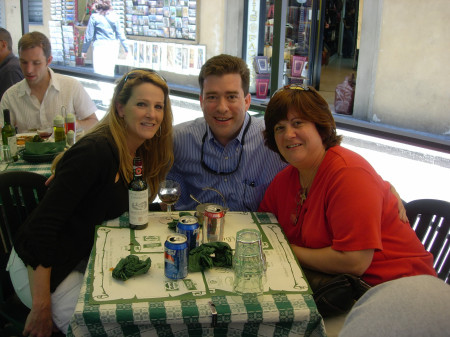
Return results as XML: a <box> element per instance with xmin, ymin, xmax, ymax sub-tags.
<box><xmin>224</xmin><ymin>156</ymin><xmax>229</xmax><ymax>160</ymax></box>
<box><xmin>224</xmin><ymin>178</ymin><xmax>228</xmax><ymax>182</ymax></box>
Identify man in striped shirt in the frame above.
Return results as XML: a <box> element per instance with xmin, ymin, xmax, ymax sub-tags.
<box><xmin>167</xmin><ymin>54</ymin><xmax>286</xmax><ymax>211</ymax></box>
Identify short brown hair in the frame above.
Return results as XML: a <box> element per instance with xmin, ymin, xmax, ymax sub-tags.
<box><xmin>264</xmin><ymin>85</ymin><xmax>342</xmax><ymax>161</ymax></box>
<box><xmin>18</xmin><ymin>31</ymin><xmax>52</xmax><ymax>59</ymax></box>
<box><xmin>198</xmin><ymin>54</ymin><xmax>250</xmax><ymax>96</ymax></box>
<box><xmin>0</xmin><ymin>28</ymin><xmax>13</xmax><ymax>51</ymax></box>
<box><xmin>95</xmin><ymin>0</ymin><xmax>112</xmax><ymax>12</ymax></box>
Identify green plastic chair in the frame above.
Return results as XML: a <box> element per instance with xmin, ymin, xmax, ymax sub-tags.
<box><xmin>0</xmin><ymin>171</ymin><xmax>47</xmax><ymax>333</ymax></box>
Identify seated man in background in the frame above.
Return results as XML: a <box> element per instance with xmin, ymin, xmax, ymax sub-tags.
<box><xmin>166</xmin><ymin>54</ymin><xmax>287</xmax><ymax>211</ymax></box>
<box><xmin>0</xmin><ymin>31</ymin><xmax>98</xmax><ymax>133</ymax></box>
<box><xmin>0</xmin><ymin>27</ymin><xmax>24</xmax><ymax>99</ymax></box>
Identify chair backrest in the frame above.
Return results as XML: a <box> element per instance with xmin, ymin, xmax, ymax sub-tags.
<box><xmin>0</xmin><ymin>171</ymin><xmax>47</xmax><ymax>256</ymax></box>
<box><xmin>0</xmin><ymin>171</ymin><xmax>47</xmax><ymax>329</ymax></box>
<box><xmin>405</xmin><ymin>199</ymin><xmax>450</xmax><ymax>284</ymax></box>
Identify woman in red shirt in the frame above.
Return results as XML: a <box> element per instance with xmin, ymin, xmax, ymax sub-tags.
<box><xmin>259</xmin><ymin>85</ymin><xmax>436</xmax><ymax>286</ymax></box>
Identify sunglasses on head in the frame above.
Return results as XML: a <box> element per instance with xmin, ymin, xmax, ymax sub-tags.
<box><xmin>116</xmin><ymin>68</ymin><xmax>167</xmax><ymax>94</ymax></box>
<box><xmin>271</xmin><ymin>83</ymin><xmax>310</xmax><ymax>98</ymax></box>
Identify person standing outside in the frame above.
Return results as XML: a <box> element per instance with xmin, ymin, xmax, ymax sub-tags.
<box><xmin>82</xmin><ymin>0</ymin><xmax>129</xmax><ymax>77</ymax></box>
<box><xmin>166</xmin><ymin>54</ymin><xmax>287</xmax><ymax>211</ymax></box>
<box><xmin>0</xmin><ymin>27</ymin><xmax>24</xmax><ymax>99</ymax></box>
<box><xmin>0</xmin><ymin>31</ymin><xmax>98</xmax><ymax>133</ymax></box>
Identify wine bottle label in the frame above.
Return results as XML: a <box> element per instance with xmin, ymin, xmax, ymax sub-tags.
<box><xmin>7</xmin><ymin>135</ymin><xmax>17</xmax><ymax>156</ymax></box>
<box><xmin>129</xmin><ymin>189</ymin><xmax>148</xmax><ymax>226</ymax></box>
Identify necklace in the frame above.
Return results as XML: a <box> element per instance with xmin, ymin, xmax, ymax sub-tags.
<box><xmin>292</xmin><ymin>182</ymin><xmax>311</xmax><ymax>226</ymax></box>
<box><xmin>292</xmin><ymin>165</ymin><xmax>321</xmax><ymax>226</ymax></box>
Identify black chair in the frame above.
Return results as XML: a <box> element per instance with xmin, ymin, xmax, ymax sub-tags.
<box><xmin>405</xmin><ymin>199</ymin><xmax>450</xmax><ymax>284</ymax></box>
<box><xmin>0</xmin><ymin>171</ymin><xmax>47</xmax><ymax>335</ymax></box>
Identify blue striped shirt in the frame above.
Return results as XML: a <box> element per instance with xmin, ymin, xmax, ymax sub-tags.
<box><xmin>167</xmin><ymin>113</ymin><xmax>287</xmax><ymax>211</ymax></box>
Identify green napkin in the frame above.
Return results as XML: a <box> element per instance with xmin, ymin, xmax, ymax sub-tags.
<box><xmin>167</xmin><ymin>211</ymin><xmax>194</xmax><ymax>231</ymax></box>
<box><xmin>188</xmin><ymin>242</ymin><xmax>233</xmax><ymax>272</ymax></box>
<box><xmin>24</xmin><ymin>141</ymin><xmax>66</xmax><ymax>155</ymax></box>
<box><xmin>112</xmin><ymin>255</ymin><xmax>151</xmax><ymax>281</ymax></box>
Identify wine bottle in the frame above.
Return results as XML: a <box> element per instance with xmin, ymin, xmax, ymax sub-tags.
<box><xmin>129</xmin><ymin>156</ymin><xmax>149</xmax><ymax>230</ymax></box>
<box><xmin>2</xmin><ymin>109</ymin><xmax>18</xmax><ymax>162</ymax></box>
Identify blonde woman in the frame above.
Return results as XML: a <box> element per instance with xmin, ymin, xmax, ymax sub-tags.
<box><xmin>8</xmin><ymin>69</ymin><xmax>173</xmax><ymax>336</ymax></box>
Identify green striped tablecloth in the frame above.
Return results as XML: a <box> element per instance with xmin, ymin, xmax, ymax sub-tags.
<box><xmin>3</xmin><ymin>159</ymin><xmax>52</xmax><ymax>177</ymax></box>
<box><xmin>67</xmin><ymin>212</ymin><xmax>326</xmax><ymax>337</ymax></box>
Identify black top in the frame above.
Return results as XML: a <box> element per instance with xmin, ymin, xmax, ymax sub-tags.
<box><xmin>0</xmin><ymin>53</ymin><xmax>24</xmax><ymax>100</ymax></box>
<box><xmin>14</xmin><ymin>127</ymin><xmax>128</xmax><ymax>291</ymax></box>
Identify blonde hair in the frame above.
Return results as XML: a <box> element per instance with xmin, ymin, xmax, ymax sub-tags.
<box><xmin>52</xmin><ymin>69</ymin><xmax>174</xmax><ymax>201</ymax></box>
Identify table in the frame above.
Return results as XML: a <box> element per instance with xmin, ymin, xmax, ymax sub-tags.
<box><xmin>67</xmin><ymin>212</ymin><xmax>326</xmax><ymax>337</ymax></box>
<box><xmin>1</xmin><ymin>159</ymin><xmax>52</xmax><ymax>178</ymax></box>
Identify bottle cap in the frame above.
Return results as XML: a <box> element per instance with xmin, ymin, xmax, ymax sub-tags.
<box><xmin>65</xmin><ymin>113</ymin><xmax>75</xmax><ymax>122</ymax></box>
<box><xmin>53</xmin><ymin>115</ymin><xmax>64</xmax><ymax>127</ymax></box>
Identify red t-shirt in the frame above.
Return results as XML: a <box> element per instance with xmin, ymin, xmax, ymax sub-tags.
<box><xmin>259</xmin><ymin>146</ymin><xmax>436</xmax><ymax>285</ymax></box>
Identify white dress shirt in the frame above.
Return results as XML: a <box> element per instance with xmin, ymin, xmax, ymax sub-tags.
<box><xmin>0</xmin><ymin>68</ymin><xmax>97</xmax><ymax>132</ymax></box>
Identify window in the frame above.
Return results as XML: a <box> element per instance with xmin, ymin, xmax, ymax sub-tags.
<box><xmin>0</xmin><ymin>0</ymin><xmax>5</xmax><ymax>27</ymax></box>
<box><xmin>28</xmin><ymin>0</ymin><xmax>43</xmax><ymax>25</ymax></box>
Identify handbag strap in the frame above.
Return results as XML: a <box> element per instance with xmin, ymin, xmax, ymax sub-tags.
<box><xmin>104</xmin><ymin>14</ymin><xmax>117</xmax><ymax>38</ymax></box>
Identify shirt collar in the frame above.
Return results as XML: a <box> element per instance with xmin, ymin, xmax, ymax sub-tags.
<box><xmin>205</xmin><ymin>113</ymin><xmax>251</xmax><ymax>146</ymax></box>
<box><xmin>17</xmin><ymin>67</ymin><xmax>57</xmax><ymax>97</ymax></box>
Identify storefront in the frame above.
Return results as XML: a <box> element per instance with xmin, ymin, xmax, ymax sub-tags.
<box><xmin>3</xmin><ymin>0</ymin><xmax>450</xmax><ymax>151</ymax></box>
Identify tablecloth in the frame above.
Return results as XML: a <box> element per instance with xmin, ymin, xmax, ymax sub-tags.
<box><xmin>2</xmin><ymin>159</ymin><xmax>52</xmax><ymax>177</ymax></box>
<box><xmin>67</xmin><ymin>212</ymin><xmax>326</xmax><ymax>337</ymax></box>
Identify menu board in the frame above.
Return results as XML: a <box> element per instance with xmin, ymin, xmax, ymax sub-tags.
<box><xmin>125</xmin><ymin>0</ymin><xmax>198</xmax><ymax>41</ymax></box>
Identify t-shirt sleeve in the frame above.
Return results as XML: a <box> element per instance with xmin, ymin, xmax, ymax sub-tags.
<box><xmin>326</xmin><ymin>166</ymin><xmax>385</xmax><ymax>252</ymax></box>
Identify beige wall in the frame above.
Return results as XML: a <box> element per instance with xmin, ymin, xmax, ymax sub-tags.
<box><xmin>4</xmin><ymin>0</ymin><xmax>50</xmax><ymax>54</ymax></box>
<box><xmin>356</xmin><ymin>0</ymin><xmax>450</xmax><ymax>136</ymax></box>
<box><xmin>4</xmin><ymin>0</ymin><xmax>22</xmax><ymax>55</ymax></box>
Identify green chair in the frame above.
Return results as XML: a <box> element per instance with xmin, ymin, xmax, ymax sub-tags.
<box><xmin>0</xmin><ymin>171</ymin><xmax>47</xmax><ymax>334</ymax></box>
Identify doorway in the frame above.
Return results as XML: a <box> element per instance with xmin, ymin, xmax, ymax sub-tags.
<box><xmin>318</xmin><ymin>0</ymin><xmax>359</xmax><ymax>110</ymax></box>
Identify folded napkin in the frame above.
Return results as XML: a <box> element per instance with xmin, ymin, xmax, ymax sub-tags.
<box><xmin>188</xmin><ymin>242</ymin><xmax>233</xmax><ymax>272</ymax></box>
<box><xmin>112</xmin><ymin>255</ymin><xmax>151</xmax><ymax>281</ymax></box>
<box><xmin>24</xmin><ymin>141</ymin><xmax>66</xmax><ymax>155</ymax></box>
<box><xmin>167</xmin><ymin>211</ymin><xmax>194</xmax><ymax>231</ymax></box>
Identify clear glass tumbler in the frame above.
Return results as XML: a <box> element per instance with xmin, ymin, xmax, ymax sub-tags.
<box><xmin>233</xmin><ymin>229</ymin><xmax>266</xmax><ymax>295</ymax></box>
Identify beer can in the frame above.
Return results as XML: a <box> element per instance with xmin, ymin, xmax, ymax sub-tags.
<box><xmin>177</xmin><ymin>216</ymin><xmax>200</xmax><ymax>251</ymax></box>
<box><xmin>203</xmin><ymin>205</ymin><xmax>225</xmax><ymax>243</ymax></box>
<box><xmin>164</xmin><ymin>234</ymin><xmax>188</xmax><ymax>279</ymax></box>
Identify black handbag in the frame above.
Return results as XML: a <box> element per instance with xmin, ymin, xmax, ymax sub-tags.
<box><xmin>303</xmin><ymin>268</ymin><xmax>371</xmax><ymax>317</ymax></box>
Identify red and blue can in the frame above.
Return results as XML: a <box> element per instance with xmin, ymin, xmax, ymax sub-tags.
<box><xmin>177</xmin><ymin>216</ymin><xmax>200</xmax><ymax>251</ymax></box>
<box><xmin>164</xmin><ymin>234</ymin><xmax>188</xmax><ymax>279</ymax></box>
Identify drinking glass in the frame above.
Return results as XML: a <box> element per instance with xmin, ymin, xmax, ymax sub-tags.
<box><xmin>233</xmin><ymin>229</ymin><xmax>266</xmax><ymax>295</ymax></box>
<box><xmin>37</xmin><ymin>127</ymin><xmax>53</xmax><ymax>140</ymax></box>
<box><xmin>2</xmin><ymin>145</ymin><xmax>12</xmax><ymax>163</ymax></box>
<box><xmin>158</xmin><ymin>180</ymin><xmax>181</xmax><ymax>223</ymax></box>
